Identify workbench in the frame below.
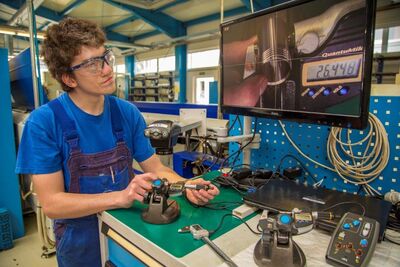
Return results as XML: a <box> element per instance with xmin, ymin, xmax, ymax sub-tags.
<box><xmin>98</xmin><ymin>172</ymin><xmax>400</xmax><ymax>267</ymax></box>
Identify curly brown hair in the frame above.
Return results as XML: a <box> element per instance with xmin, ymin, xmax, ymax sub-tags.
<box><xmin>40</xmin><ymin>17</ymin><xmax>106</xmax><ymax>92</ymax></box>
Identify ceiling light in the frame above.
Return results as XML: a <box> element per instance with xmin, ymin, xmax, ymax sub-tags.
<box><xmin>0</xmin><ymin>25</ymin><xmax>45</xmax><ymax>39</ymax></box>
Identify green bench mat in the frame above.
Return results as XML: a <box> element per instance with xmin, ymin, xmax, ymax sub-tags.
<box><xmin>106</xmin><ymin>171</ymin><xmax>254</xmax><ymax>258</ymax></box>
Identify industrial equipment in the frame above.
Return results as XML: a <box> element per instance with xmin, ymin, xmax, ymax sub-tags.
<box><xmin>254</xmin><ymin>211</ymin><xmax>306</xmax><ymax>267</ymax></box>
<box><xmin>144</xmin><ymin>120</ymin><xmax>181</xmax><ymax>155</ymax></box>
<box><xmin>142</xmin><ymin>178</ymin><xmax>208</xmax><ymax>224</ymax></box>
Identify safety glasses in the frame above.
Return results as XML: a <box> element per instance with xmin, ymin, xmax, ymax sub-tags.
<box><xmin>69</xmin><ymin>49</ymin><xmax>115</xmax><ymax>75</ymax></box>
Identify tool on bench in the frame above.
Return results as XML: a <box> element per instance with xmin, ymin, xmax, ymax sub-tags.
<box><xmin>142</xmin><ymin>178</ymin><xmax>209</xmax><ymax>224</ymax></box>
<box><xmin>179</xmin><ymin>224</ymin><xmax>238</xmax><ymax>267</ymax></box>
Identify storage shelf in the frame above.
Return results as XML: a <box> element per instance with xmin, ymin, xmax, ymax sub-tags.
<box><xmin>129</xmin><ymin>72</ymin><xmax>175</xmax><ymax>102</ymax></box>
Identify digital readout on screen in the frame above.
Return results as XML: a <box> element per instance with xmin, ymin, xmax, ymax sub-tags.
<box><xmin>306</xmin><ymin>55</ymin><xmax>362</xmax><ymax>82</ymax></box>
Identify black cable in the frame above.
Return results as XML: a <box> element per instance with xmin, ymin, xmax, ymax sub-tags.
<box><xmin>203</xmin><ymin>201</ymin><xmax>244</xmax><ymax>211</ymax></box>
<box><xmin>356</xmin><ymin>185</ymin><xmax>364</xmax><ymax>195</ymax></box>
<box><xmin>205</xmin><ymin>142</ymin><xmax>217</xmax><ymax>156</ymax></box>
<box><xmin>200</xmin><ymin>144</ymin><xmax>226</xmax><ymax>173</ymax></box>
<box><xmin>203</xmin><ymin>155</ymin><xmax>224</xmax><ymax>173</ymax></box>
<box><xmin>215</xmin><ymin>178</ymin><xmax>250</xmax><ymax>195</ymax></box>
<box><xmin>227</xmin><ymin>115</ymin><xmax>239</xmax><ymax>135</ymax></box>
<box><xmin>191</xmin><ymin>141</ymin><xmax>200</xmax><ymax>152</ymax></box>
<box><xmin>202</xmin><ymin>142</ymin><xmax>230</xmax><ymax>173</ymax></box>
<box><xmin>230</xmin><ymin>118</ymin><xmax>258</xmax><ymax>168</ymax></box>
<box><xmin>219</xmin><ymin>118</ymin><xmax>258</xmax><ymax>170</ymax></box>
<box><xmin>213</xmin><ymin>173</ymin><xmax>256</xmax><ymax>195</ymax></box>
<box><xmin>217</xmin><ymin>143</ymin><xmax>225</xmax><ymax>158</ymax></box>
<box><xmin>209</xmin><ymin>213</ymin><xmax>261</xmax><ymax>237</ymax></box>
<box><xmin>322</xmin><ymin>201</ymin><xmax>366</xmax><ymax>216</ymax></box>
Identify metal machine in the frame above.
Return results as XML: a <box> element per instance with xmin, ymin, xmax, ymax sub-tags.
<box><xmin>254</xmin><ymin>211</ymin><xmax>307</xmax><ymax>267</ymax></box>
<box><xmin>144</xmin><ymin>120</ymin><xmax>181</xmax><ymax>155</ymax></box>
<box><xmin>141</xmin><ymin>178</ymin><xmax>208</xmax><ymax>224</ymax></box>
<box><xmin>10</xmin><ymin>48</ymin><xmax>55</xmax><ymax>257</ymax></box>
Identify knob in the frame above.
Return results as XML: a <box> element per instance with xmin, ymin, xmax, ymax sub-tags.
<box><xmin>152</xmin><ymin>179</ymin><xmax>163</xmax><ymax>188</ymax></box>
<box><xmin>356</xmin><ymin>249</ymin><xmax>363</xmax><ymax>256</ymax></box>
<box><xmin>360</xmin><ymin>239</ymin><xmax>368</xmax><ymax>247</ymax></box>
<box><xmin>343</xmin><ymin>223</ymin><xmax>351</xmax><ymax>230</ymax></box>
<box><xmin>279</xmin><ymin>214</ymin><xmax>292</xmax><ymax>225</ymax></box>
<box><xmin>338</xmin><ymin>86</ymin><xmax>349</xmax><ymax>96</ymax></box>
<box><xmin>322</xmin><ymin>87</ymin><xmax>332</xmax><ymax>96</ymax></box>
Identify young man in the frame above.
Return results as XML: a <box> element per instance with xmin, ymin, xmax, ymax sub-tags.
<box><xmin>15</xmin><ymin>18</ymin><xmax>219</xmax><ymax>267</ymax></box>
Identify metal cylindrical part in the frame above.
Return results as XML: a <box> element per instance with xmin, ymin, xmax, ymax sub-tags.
<box><xmin>259</xmin><ymin>13</ymin><xmax>292</xmax><ymax>86</ymax></box>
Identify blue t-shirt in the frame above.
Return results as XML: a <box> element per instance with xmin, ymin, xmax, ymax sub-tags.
<box><xmin>15</xmin><ymin>93</ymin><xmax>154</xmax><ymax>191</ymax></box>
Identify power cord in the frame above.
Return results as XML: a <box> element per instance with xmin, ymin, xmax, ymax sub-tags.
<box><xmin>279</xmin><ymin>113</ymin><xmax>389</xmax><ymax>195</ymax></box>
<box><xmin>214</xmin><ymin>118</ymin><xmax>258</xmax><ymax>171</ymax></box>
<box><xmin>209</xmin><ymin>213</ymin><xmax>261</xmax><ymax>236</ymax></box>
<box><xmin>327</xmin><ymin>113</ymin><xmax>389</xmax><ymax>187</ymax></box>
<box><xmin>322</xmin><ymin>201</ymin><xmax>366</xmax><ymax>216</ymax></box>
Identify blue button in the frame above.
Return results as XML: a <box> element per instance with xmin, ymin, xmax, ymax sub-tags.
<box><xmin>280</xmin><ymin>214</ymin><xmax>292</xmax><ymax>225</ymax></box>
<box><xmin>247</xmin><ymin>187</ymin><xmax>256</xmax><ymax>193</ymax></box>
<box><xmin>343</xmin><ymin>223</ymin><xmax>351</xmax><ymax>230</ymax></box>
<box><xmin>338</xmin><ymin>87</ymin><xmax>349</xmax><ymax>96</ymax></box>
<box><xmin>322</xmin><ymin>87</ymin><xmax>332</xmax><ymax>96</ymax></box>
<box><xmin>360</xmin><ymin>239</ymin><xmax>368</xmax><ymax>247</ymax></box>
<box><xmin>353</xmin><ymin>220</ymin><xmax>360</xmax><ymax>227</ymax></box>
<box><xmin>153</xmin><ymin>179</ymin><xmax>162</xmax><ymax>186</ymax></box>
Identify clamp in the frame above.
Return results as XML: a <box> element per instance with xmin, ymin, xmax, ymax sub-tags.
<box><xmin>141</xmin><ymin>179</ymin><xmax>210</xmax><ymax>224</ymax></box>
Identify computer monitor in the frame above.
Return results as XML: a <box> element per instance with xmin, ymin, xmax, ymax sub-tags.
<box><xmin>220</xmin><ymin>0</ymin><xmax>376</xmax><ymax>129</ymax></box>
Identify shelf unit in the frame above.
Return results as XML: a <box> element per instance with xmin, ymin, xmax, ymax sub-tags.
<box><xmin>129</xmin><ymin>71</ymin><xmax>175</xmax><ymax>102</ymax></box>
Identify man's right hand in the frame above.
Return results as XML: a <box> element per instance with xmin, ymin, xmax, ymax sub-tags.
<box><xmin>118</xmin><ymin>173</ymin><xmax>158</xmax><ymax>208</ymax></box>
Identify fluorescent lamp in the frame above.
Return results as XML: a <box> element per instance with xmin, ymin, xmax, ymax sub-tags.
<box><xmin>0</xmin><ymin>25</ymin><xmax>45</xmax><ymax>39</ymax></box>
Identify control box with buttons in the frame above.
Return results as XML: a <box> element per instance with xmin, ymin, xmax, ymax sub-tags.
<box><xmin>326</xmin><ymin>212</ymin><xmax>379</xmax><ymax>267</ymax></box>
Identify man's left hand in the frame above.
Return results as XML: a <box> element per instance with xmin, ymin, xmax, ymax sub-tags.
<box><xmin>184</xmin><ymin>178</ymin><xmax>219</xmax><ymax>205</ymax></box>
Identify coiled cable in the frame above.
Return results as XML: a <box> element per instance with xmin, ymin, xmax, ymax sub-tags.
<box><xmin>327</xmin><ymin>113</ymin><xmax>390</xmax><ymax>185</ymax></box>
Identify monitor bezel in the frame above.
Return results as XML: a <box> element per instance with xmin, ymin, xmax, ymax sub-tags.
<box><xmin>219</xmin><ymin>0</ymin><xmax>376</xmax><ymax>129</ymax></box>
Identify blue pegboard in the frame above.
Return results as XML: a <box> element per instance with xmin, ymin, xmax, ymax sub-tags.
<box><xmin>228</xmin><ymin>95</ymin><xmax>400</xmax><ymax>195</ymax></box>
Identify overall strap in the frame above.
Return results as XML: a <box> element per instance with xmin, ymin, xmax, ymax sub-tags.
<box><xmin>108</xmin><ymin>96</ymin><xmax>124</xmax><ymax>142</ymax></box>
<box><xmin>48</xmin><ymin>99</ymin><xmax>80</xmax><ymax>154</ymax></box>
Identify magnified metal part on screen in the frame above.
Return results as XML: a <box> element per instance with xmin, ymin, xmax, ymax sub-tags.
<box><xmin>259</xmin><ymin>13</ymin><xmax>292</xmax><ymax>86</ymax></box>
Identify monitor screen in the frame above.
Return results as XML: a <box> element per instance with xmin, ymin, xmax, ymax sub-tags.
<box><xmin>220</xmin><ymin>0</ymin><xmax>376</xmax><ymax>129</ymax></box>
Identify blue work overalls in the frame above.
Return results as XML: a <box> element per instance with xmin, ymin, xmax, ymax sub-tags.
<box><xmin>48</xmin><ymin>97</ymin><xmax>133</xmax><ymax>267</ymax></box>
